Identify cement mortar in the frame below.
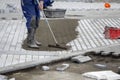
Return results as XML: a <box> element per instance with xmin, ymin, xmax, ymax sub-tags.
<box><xmin>22</xmin><ymin>19</ymin><xmax>78</xmax><ymax>51</ymax></box>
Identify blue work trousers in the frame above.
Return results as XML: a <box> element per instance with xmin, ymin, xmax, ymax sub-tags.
<box><xmin>21</xmin><ymin>0</ymin><xmax>40</xmax><ymax>31</ymax></box>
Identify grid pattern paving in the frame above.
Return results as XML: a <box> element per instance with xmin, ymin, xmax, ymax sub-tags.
<box><xmin>68</xmin><ymin>18</ymin><xmax>120</xmax><ymax>51</ymax></box>
<box><xmin>0</xmin><ymin>18</ymin><xmax>120</xmax><ymax>69</ymax></box>
<box><xmin>0</xmin><ymin>54</ymin><xmax>56</xmax><ymax>68</ymax></box>
<box><xmin>0</xmin><ymin>0</ymin><xmax>21</xmax><ymax>9</ymax></box>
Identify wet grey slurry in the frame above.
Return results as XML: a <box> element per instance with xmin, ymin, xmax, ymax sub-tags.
<box><xmin>22</xmin><ymin>19</ymin><xmax>78</xmax><ymax>51</ymax></box>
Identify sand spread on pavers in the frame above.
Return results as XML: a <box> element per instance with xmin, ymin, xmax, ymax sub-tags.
<box><xmin>22</xmin><ymin>19</ymin><xmax>78</xmax><ymax>51</ymax></box>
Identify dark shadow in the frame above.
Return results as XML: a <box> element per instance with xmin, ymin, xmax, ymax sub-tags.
<box><xmin>22</xmin><ymin>19</ymin><xmax>78</xmax><ymax>51</ymax></box>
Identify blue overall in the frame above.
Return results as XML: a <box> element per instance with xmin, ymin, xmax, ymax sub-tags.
<box><xmin>44</xmin><ymin>0</ymin><xmax>54</xmax><ymax>8</ymax></box>
<box><xmin>21</xmin><ymin>0</ymin><xmax>40</xmax><ymax>31</ymax></box>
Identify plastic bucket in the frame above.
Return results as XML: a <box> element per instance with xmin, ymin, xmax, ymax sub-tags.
<box><xmin>43</xmin><ymin>9</ymin><xmax>66</xmax><ymax>18</ymax></box>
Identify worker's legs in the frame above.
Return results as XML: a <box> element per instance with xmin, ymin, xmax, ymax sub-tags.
<box><xmin>34</xmin><ymin>5</ymin><xmax>42</xmax><ymax>46</ymax></box>
<box><xmin>21</xmin><ymin>0</ymin><xmax>40</xmax><ymax>48</ymax></box>
<box><xmin>27</xmin><ymin>16</ymin><xmax>40</xmax><ymax>48</ymax></box>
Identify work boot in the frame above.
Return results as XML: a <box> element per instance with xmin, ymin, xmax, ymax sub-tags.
<box><xmin>34</xmin><ymin>29</ymin><xmax>42</xmax><ymax>46</ymax></box>
<box><xmin>35</xmin><ymin>39</ymin><xmax>42</xmax><ymax>46</ymax></box>
<box><xmin>34</xmin><ymin>19</ymin><xmax>42</xmax><ymax>46</ymax></box>
<box><xmin>27</xmin><ymin>28</ymin><xmax>39</xmax><ymax>49</ymax></box>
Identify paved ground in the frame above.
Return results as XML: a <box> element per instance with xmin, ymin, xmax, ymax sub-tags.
<box><xmin>6</xmin><ymin>49</ymin><xmax>120</xmax><ymax>80</ymax></box>
<box><xmin>0</xmin><ymin>0</ymin><xmax>120</xmax><ymax>76</ymax></box>
<box><xmin>0</xmin><ymin>16</ymin><xmax>120</xmax><ymax>74</ymax></box>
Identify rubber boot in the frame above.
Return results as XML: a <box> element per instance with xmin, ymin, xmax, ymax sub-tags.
<box><xmin>34</xmin><ymin>18</ymin><xmax>42</xmax><ymax>46</ymax></box>
<box><xmin>34</xmin><ymin>28</ymin><xmax>42</xmax><ymax>46</ymax></box>
<box><xmin>27</xmin><ymin>28</ymin><xmax>39</xmax><ymax>49</ymax></box>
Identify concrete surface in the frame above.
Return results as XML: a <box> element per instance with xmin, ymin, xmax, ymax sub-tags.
<box><xmin>0</xmin><ymin>17</ymin><xmax>120</xmax><ymax>73</ymax></box>
<box><xmin>0</xmin><ymin>0</ymin><xmax>120</xmax><ymax>77</ymax></box>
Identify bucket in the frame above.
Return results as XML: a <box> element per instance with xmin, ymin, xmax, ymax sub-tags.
<box><xmin>43</xmin><ymin>9</ymin><xmax>66</xmax><ymax>18</ymax></box>
<box><xmin>104</xmin><ymin>26</ymin><xmax>120</xmax><ymax>39</ymax></box>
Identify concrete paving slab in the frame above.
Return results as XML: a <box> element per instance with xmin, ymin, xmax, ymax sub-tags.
<box><xmin>0</xmin><ymin>17</ymin><xmax>120</xmax><ymax>73</ymax></box>
<box><xmin>0</xmin><ymin>0</ymin><xmax>120</xmax><ymax>73</ymax></box>
<box><xmin>82</xmin><ymin>70</ymin><xmax>120</xmax><ymax>80</ymax></box>
<box><xmin>56</xmin><ymin>63</ymin><xmax>69</xmax><ymax>71</ymax></box>
<box><xmin>71</xmin><ymin>55</ymin><xmax>92</xmax><ymax>63</ymax></box>
<box><xmin>94</xmin><ymin>64</ymin><xmax>107</xmax><ymax>69</ymax></box>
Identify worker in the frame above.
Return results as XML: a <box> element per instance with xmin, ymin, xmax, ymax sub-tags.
<box><xmin>44</xmin><ymin>0</ymin><xmax>54</xmax><ymax>9</ymax></box>
<box><xmin>21</xmin><ymin>0</ymin><xmax>44</xmax><ymax>48</ymax></box>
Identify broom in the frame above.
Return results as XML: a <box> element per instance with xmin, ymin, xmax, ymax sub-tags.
<box><xmin>37</xmin><ymin>0</ymin><xmax>67</xmax><ymax>50</ymax></box>
<box><xmin>42</xmin><ymin>11</ymin><xmax>67</xmax><ymax>50</ymax></box>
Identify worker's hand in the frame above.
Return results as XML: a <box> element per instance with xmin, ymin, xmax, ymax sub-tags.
<box><xmin>38</xmin><ymin>1</ymin><xmax>44</xmax><ymax>11</ymax></box>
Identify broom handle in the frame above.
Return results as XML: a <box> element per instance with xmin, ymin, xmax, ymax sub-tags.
<box><xmin>36</xmin><ymin>0</ymin><xmax>58</xmax><ymax>44</ymax></box>
<box><xmin>42</xmin><ymin>11</ymin><xmax>58</xmax><ymax>44</ymax></box>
